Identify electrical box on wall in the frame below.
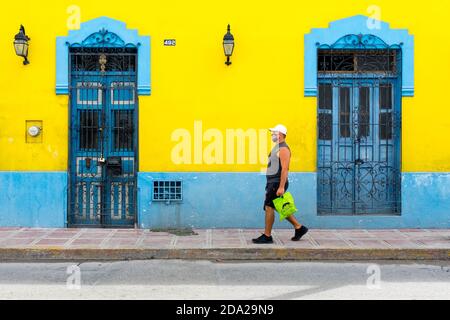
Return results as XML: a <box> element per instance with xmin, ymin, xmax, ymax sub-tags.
<box><xmin>26</xmin><ymin>120</ymin><xmax>43</xmax><ymax>143</ymax></box>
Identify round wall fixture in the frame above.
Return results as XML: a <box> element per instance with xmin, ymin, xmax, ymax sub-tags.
<box><xmin>28</xmin><ymin>126</ymin><xmax>41</xmax><ymax>137</ymax></box>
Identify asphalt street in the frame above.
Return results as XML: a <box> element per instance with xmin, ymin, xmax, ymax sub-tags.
<box><xmin>0</xmin><ymin>260</ymin><xmax>448</xmax><ymax>300</ymax></box>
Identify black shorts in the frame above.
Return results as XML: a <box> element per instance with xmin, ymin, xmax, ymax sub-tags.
<box><xmin>263</xmin><ymin>181</ymin><xmax>289</xmax><ymax>211</ymax></box>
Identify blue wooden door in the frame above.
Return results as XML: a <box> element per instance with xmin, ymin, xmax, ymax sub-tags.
<box><xmin>68</xmin><ymin>49</ymin><xmax>138</xmax><ymax>227</ymax></box>
<box><xmin>318</xmin><ymin>78</ymin><xmax>401</xmax><ymax>215</ymax></box>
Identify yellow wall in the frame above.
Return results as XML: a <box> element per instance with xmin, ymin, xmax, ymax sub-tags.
<box><xmin>0</xmin><ymin>0</ymin><xmax>449</xmax><ymax>172</ymax></box>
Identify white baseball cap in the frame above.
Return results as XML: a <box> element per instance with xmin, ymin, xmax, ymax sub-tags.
<box><xmin>269</xmin><ymin>124</ymin><xmax>288</xmax><ymax>136</ymax></box>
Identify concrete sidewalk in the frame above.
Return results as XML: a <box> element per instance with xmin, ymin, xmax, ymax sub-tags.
<box><xmin>0</xmin><ymin>228</ymin><xmax>448</xmax><ymax>261</ymax></box>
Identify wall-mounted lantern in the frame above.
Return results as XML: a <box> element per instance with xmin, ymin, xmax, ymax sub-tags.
<box><xmin>223</xmin><ymin>24</ymin><xmax>235</xmax><ymax>66</ymax></box>
<box><xmin>14</xmin><ymin>25</ymin><xmax>31</xmax><ymax>65</ymax></box>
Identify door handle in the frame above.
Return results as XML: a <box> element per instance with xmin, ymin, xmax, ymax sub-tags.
<box><xmin>355</xmin><ymin>159</ymin><xmax>364</xmax><ymax>166</ymax></box>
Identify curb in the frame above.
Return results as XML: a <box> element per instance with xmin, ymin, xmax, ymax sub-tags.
<box><xmin>0</xmin><ymin>248</ymin><xmax>449</xmax><ymax>262</ymax></box>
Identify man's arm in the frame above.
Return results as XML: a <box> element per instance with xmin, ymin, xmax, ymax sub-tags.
<box><xmin>277</xmin><ymin>147</ymin><xmax>291</xmax><ymax>196</ymax></box>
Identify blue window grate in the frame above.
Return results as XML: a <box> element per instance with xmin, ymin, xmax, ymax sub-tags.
<box><xmin>153</xmin><ymin>181</ymin><xmax>183</xmax><ymax>202</ymax></box>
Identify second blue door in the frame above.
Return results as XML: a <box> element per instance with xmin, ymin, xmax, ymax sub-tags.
<box><xmin>317</xmin><ymin>79</ymin><xmax>401</xmax><ymax>215</ymax></box>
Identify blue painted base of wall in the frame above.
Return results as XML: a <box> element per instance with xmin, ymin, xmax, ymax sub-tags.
<box><xmin>0</xmin><ymin>171</ymin><xmax>448</xmax><ymax>229</ymax></box>
<box><xmin>0</xmin><ymin>172</ymin><xmax>67</xmax><ymax>228</ymax></box>
<box><xmin>138</xmin><ymin>172</ymin><xmax>450</xmax><ymax>229</ymax></box>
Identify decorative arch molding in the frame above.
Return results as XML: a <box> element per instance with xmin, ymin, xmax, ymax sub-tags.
<box><xmin>318</xmin><ymin>34</ymin><xmax>401</xmax><ymax>50</ymax></box>
<box><xmin>74</xmin><ymin>29</ymin><xmax>129</xmax><ymax>48</ymax></box>
<box><xmin>56</xmin><ymin>17</ymin><xmax>151</xmax><ymax>95</ymax></box>
<box><xmin>304</xmin><ymin>15</ymin><xmax>414</xmax><ymax>97</ymax></box>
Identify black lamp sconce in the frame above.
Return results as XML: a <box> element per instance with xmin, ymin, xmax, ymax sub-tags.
<box><xmin>223</xmin><ymin>24</ymin><xmax>235</xmax><ymax>66</ymax></box>
<box><xmin>14</xmin><ymin>25</ymin><xmax>31</xmax><ymax>65</ymax></box>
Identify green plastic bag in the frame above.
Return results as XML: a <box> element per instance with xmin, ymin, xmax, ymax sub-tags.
<box><xmin>273</xmin><ymin>192</ymin><xmax>298</xmax><ymax>221</ymax></box>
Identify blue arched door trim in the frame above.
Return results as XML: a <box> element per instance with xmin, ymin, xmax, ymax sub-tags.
<box><xmin>304</xmin><ymin>15</ymin><xmax>414</xmax><ymax>97</ymax></box>
<box><xmin>56</xmin><ymin>17</ymin><xmax>151</xmax><ymax>95</ymax></box>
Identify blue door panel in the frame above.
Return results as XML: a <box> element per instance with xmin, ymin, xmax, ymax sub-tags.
<box><xmin>69</xmin><ymin>67</ymin><xmax>138</xmax><ymax>227</ymax></box>
<box><xmin>318</xmin><ymin>78</ymin><xmax>401</xmax><ymax>215</ymax></box>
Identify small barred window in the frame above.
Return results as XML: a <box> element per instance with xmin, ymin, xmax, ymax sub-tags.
<box><xmin>153</xmin><ymin>181</ymin><xmax>183</xmax><ymax>202</ymax></box>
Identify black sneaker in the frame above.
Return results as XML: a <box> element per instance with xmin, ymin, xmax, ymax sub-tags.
<box><xmin>292</xmin><ymin>226</ymin><xmax>309</xmax><ymax>241</ymax></box>
<box><xmin>252</xmin><ymin>234</ymin><xmax>274</xmax><ymax>244</ymax></box>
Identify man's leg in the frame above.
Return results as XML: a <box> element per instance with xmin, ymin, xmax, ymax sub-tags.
<box><xmin>253</xmin><ymin>183</ymin><xmax>277</xmax><ymax>243</ymax></box>
<box><xmin>287</xmin><ymin>215</ymin><xmax>309</xmax><ymax>241</ymax></box>
<box><xmin>286</xmin><ymin>215</ymin><xmax>302</xmax><ymax>230</ymax></box>
<box><xmin>264</xmin><ymin>206</ymin><xmax>276</xmax><ymax>237</ymax></box>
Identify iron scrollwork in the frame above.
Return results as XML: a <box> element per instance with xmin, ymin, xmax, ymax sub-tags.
<box><xmin>317</xmin><ymin>35</ymin><xmax>402</xmax><ymax>216</ymax></box>
<box><xmin>81</xmin><ymin>28</ymin><xmax>126</xmax><ymax>47</ymax></box>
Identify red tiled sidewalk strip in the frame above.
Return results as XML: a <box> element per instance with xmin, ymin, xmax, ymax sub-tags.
<box><xmin>348</xmin><ymin>240</ymin><xmax>391</xmax><ymax>248</ymax></box>
<box><xmin>46</xmin><ymin>232</ymin><xmax>81</xmax><ymax>239</ymax></box>
<box><xmin>0</xmin><ymin>238</ymin><xmax>36</xmax><ymax>247</ymax></box>
<box><xmin>0</xmin><ymin>228</ymin><xmax>448</xmax><ymax>261</ymax></box>
<box><xmin>71</xmin><ymin>239</ymin><xmax>105</xmax><ymax>246</ymax></box>
<box><xmin>13</xmin><ymin>232</ymin><xmax>49</xmax><ymax>238</ymax></box>
<box><xmin>34</xmin><ymin>238</ymin><xmax>71</xmax><ymax>246</ymax></box>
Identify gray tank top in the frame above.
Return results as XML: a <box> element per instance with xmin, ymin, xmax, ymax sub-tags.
<box><xmin>266</xmin><ymin>142</ymin><xmax>290</xmax><ymax>183</ymax></box>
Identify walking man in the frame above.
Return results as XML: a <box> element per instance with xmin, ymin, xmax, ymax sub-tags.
<box><xmin>253</xmin><ymin>124</ymin><xmax>309</xmax><ymax>244</ymax></box>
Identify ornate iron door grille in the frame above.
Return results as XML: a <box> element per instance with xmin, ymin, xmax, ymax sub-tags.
<box><xmin>317</xmin><ymin>45</ymin><xmax>402</xmax><ymax>216</ymax></box>
<box><xmin>68</xmin><ymin>45</ymin><xmax>138</xmax><ymax>228</ymax></box>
